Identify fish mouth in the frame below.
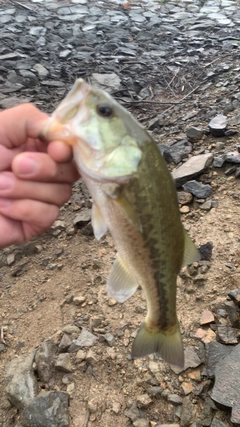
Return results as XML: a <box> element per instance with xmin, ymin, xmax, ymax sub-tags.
<box><xmin>40</xmin><ymin>78</ymin><xmax>90</xmax><ymax>146</ymax></box>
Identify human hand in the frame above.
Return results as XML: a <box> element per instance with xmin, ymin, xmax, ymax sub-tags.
<box><xmin>0</xmin><ymin>103</ymin><xmax>79</xmax><ymax>248</ymax></box>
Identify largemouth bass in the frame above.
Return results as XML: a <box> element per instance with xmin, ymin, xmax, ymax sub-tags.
<box><xmin>42</xmin><ymin>79</ymin><xmax>200</xmax><ymax>368</ymax></box>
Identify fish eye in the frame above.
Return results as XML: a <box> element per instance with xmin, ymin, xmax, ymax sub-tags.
<box><xmin>96</xmin><ymin>102</ymin><xmax>113</xmax><ymax>118</ymax></box>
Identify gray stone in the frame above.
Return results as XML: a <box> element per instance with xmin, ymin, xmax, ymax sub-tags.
<box><xmin>55</xmin><ymin>353</ymin><xmax>73</xmax><ymax>373</ymax></box>
<box><xmin>33</xmin><ymin>63</ymin><xmax>49</xmax><ymax>79</ymax></box>
<box><xmin>180</xmin><ymin>396</ymin><xmax>196</xmax><ymax>427</ymax></box>
<box><xmin>148</xmin><ymin>386</ymin><xmax>163</xmax><ymax>399</ymax></box>
<box><xmin>133</xmin><ymin>419</ymin><xmax>150</xmax><ymax>427</ymax></box>
<box><xmin>125</xmin><ymin>403</ymin><xmax>142</xmax><ymax>422</ymax></box>
<box><xmin>186</xmin><ymin>126</ymin><xmax>204</xmax><ymax>142</ymax></box>
<box><xmin>62</xmin><ymin>325</ymin><xmax>80</xmax><ymax>335</ymax></box>
<box><xmin>183</xmin><ymin>181</ymin><xmax>213</xmax><ymax>198</ymax></box>
<box><xmin>103</xmin><ymin>332</ymin><xmax>115</xmax><ymax>347</ymax></box>
<box><xmin>199</xmin><ymin>200</ymin><xmax>212</xmax><ymax>211</ymax></box>
<box><xmin>5</xmin><ymin>350</ymin><xmax>37</xmax><ymax>410</ymax></box>
<box><xmin>211</xmin><ymin>344</ymin><xmax>240</xmax><ymax>423</ymax></box>
<box><xmin>209</xmin><ymin>115</ymin><xmax>227</xmax><ymax>136</ymax></box>
<box><xmin>73</xmin><ymin>209</ymin><xmax>91</xmax><ymax>226</ymax></box>
<box><xmin>20</xmin><ymin>391</ymin><xmax>69</xmax><ymax>427</ymax></box>
<box><xmin>206</xmin><ymin>342</ymin><xmax>234</xmax><ymax>378</ymax></box>
<box><xmin>224</xmin><ymin>151</ymin><xmax>240</xmax><ymax>163</ymax></box>
<box><xmin>136</xmin><ymin>394</ymin><xmax>152</xmax><ymax>409</ymax></box>
<box><xmin>35</xmin><ymin>339</ymin><xmax>58</xmax><ymax>383</ymax></box>
<box><xmin>213</xmin><ymin>156</ymin><xmax>225</xmax><ymax>168</ymax></box>
<box><xmin>0</xmin><ymin>343</ymin><xmax>6</xmax><ymax>352</ymax></box>
<box><xmin>91</xmin><ymin>73</ymin><xmax>121</xmax><ymax>91</ymax></box>
<box><xmin>211</xmin><ymin>417</ymin><xmax>229</xmax><ymax>427</ymax></box>
<box><xmin>59</xmin><ymin>334</ymin><xmax>72</xmax><ymax>352</ymax></box>
<box><xmin>168</xmin><ymin>394</ymin><xmax>183</xmax><ymax>405</ymax></box>
<box><xmin>177</xmin><ymin>191</ymin><xmax>193</xmax><ymax>205</ymax></box>
<box><xmin>69</xmin><ymin>328</ymin><xmax>97</xmax><ymax>352</ymax></box>
<box><xmin>172</xmin><ymin>153</ymin><xmax>213</xmax><ymax>187</ymax></box>
<box><xmin>172</xmin><ymin>346</ymin><xmax>202</xmax><ymax>374</ymax></box>
<box><xmin>217</xmin><ymin>325</ymin><xmax>238</xmax><ymax>345</ymax></box>
<box><xmin>228</xmin><ymin>288</ymin><xmax>240</xmax><ymax>306</ymax></box>
<box><xmin>163</xmin><ymin>140</ymin><xmax>192</xmax><ymax>165</ymax></box>
<box><xmin>19</xmin><ymin>70</ymin><xmax>38</xmax><ymax>87</ymax></box>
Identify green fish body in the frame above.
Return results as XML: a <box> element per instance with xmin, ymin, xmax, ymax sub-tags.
<box><xmin>42</xmin><ymin>79</ymin><xmax>200</xmax><ymax>368</ymax></box>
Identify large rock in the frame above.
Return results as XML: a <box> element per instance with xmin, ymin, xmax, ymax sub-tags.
<box><xmin>172</xmin><ymin>153</ymin><xmax>213</xmax><ymax>187</ymax></box>
<box><xmin>5</xmin><ymin>350</ymin><xmax>37</xmax><ymax>410</ymax></box>
<box><xmin>35</xmin><ymin>338</ymin><xmax>58</xmax><ymax>383</ymax></box>
<box><xmin>211</xmin><ymin>344</ymin><xmax>240</xmax><ymax>423</ymax></box>
<box><xmin>20</xmin><ymin>391</ymin><xmax>70</xmax><ymax>427</ymax></box>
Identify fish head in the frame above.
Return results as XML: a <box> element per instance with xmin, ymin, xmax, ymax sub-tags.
<box><xmin>42</xmin><ymin>78</ymin><xmax>146</xmax><ymax>183</ymax></box>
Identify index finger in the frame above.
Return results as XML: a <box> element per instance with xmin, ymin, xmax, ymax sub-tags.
<box><xmin>0</xmin><ymin>103</ymin><xmax>48</xmax><ymax>149</ymax></box>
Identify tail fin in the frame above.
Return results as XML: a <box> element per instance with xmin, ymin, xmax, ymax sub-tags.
<box><xmin>131</xmin><ymin>321</ymin><xmax>184</xmax><ymax>369</ymax></box>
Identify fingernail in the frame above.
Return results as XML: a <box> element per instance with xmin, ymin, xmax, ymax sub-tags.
<box><xmin>0</xmin><ymin>174</ymin><xmax>13</xmax><ymax>191</ymax></box>
<box><xmin>0</xmin><ymin>198</ymin><xmax>11</xmax><ymax>207</ymax></box>
<box><xmin>16</xmin><ymin>156</ymin><xmax>38</xmax><ymax>177</ymax></box>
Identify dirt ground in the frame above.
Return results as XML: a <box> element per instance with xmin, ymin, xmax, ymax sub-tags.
<box><xmin>0</xmin><ymin>125</ymin><xmax>240</xmax><ymax>427</ymax></box>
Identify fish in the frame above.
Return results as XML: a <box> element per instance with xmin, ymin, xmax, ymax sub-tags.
<box><xmin>41</xmin><ymin>78</ymin><xmax>200</xmax><ymax>368</ymax></box>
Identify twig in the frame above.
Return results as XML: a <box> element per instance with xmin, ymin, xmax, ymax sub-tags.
<box><xmin>82</xmin><ymin>409</ymin><xmax>90</xmax><ymax>427</ymax></box>
<box><xmin>0</xmin><ymin>326</ymin><xmax>6</xmax><ymax>344</ymax></box>
<box><xmin>12</xmin><ymin>1</ymin><xmax>34</xmax><ymax>10</ymax></box>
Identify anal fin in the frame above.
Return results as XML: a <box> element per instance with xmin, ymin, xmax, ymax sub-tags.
<box><xmin>182</xmin><ymin>229</ymin><xmax>201</xmax><ymax>266</ymax></box>
<box><xmin>107</xmin><ymin>255</ymin><xmax>138</xmax><ymax>302</ymax></box>
<box><xmin>91</xmin><ymin>203</ymin><xmax>108</xmax><ymax>240</ymax></box>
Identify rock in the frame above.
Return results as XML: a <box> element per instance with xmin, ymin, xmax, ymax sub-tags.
<box><xmin>180</xmin><ymin>396</ymin><xmax>196</xmax><ymax>427</ymax></box>
<box><xmin>200</xmin><ymin>310</ymin><xmax>215</xmax><ymax>325</ymax></box>
<box><xmin>55</xmin><ymin>353</ymin><xmax>73</xmax><ymax>373</ymax></box>
<box><xmin>88</xmin><ymin>397</ymin><xmax>99</xmax><ymax>413</ymax></box>
<box><xmin>177</xmin><ymin>191</ymin><xmax>193</xmax><ymax>205</ymax></box>
<box><xmin>102</xmin><ymin>332</ymin><xmax>115</xmax><ymax>347</ymax></box>
<box><xmin>73</xmin><ymin>209</ymin><xmax>91</xmax><ymax>226</ymax></box>
<box><xmin>19</xmin><ymin>70</ymin><xmax>38</xmax><ymax>87</ymax></box>
<box><xmin>228</xmin><ymin>288</ymin><xmax>240</xmax><ymax>306</ymax></box>
<box><xmin>206</xmin><ymin>341</ymin><xmax>234</xmax><ymax>378</ymax></box>
<box><xmin>209</xmin><ymin>115</ymin><xmax>227</xmax><ymax>137</ymax></box>
<box><xmin>125</xmin><ymin>403</ymin><xmax>142</xmax><ymax>422</ymax></box>
<box><xmin>0</xmin><ymin>343</ymin><xmax>6</xmax><ymax>352</ymax></box>
<box><xmin>172</xmin><ymin>153</ymin><xmax>213</xmax><ymax>187</ymax></box>
<box><xmin>224</xmin><ymin>301</ymin><xmax>240</xmax><ymax>328</ymax></box>
<box><xmin>133</xmin><ymin>419</ymin><xmax>150</xmax><ymax>427</ymax></box>
<box><xmin>224</xmin><ymin>151</ymin><xmax>240</xmax><ymax>164</ymax></box>
<box><xmin>5</xmin><ymin>350</ymin><xmax>37</xmax><ymax>410</ymax></box>
<box><xmin>183</xmin><ymin>181</ymin><xmax>213</xmax><ymax>198</ymax></box>
<box><xmin>213</xmin><ymin>156</ymin><xmax>225</xmax><ymax>168</ymax></box>
<box><xmin>186</xmin><ymin>126</ymin><xmax>204</xmax><ymax>142</ymax></box>
<box><xmin>162</xmin><ymin>140</ymin><xmax>192</xmax><ymax>164</ymax></box>
<box><xmin>136</xmin><ymin>394</ymin><xmax>152</xmax><ymax>409</ymax></box>
<box><xmin>112</xmin><ymin>401</ymin><xmax>121</xmax><ymax>415</ymax></box>
<box><xmin>217</xmin><ymin>325</ymin><xmax>238</xmax><ymax>345</ymax></box>
<box><xmin>180</xmin><ymin>205</ymin><xmax>190</xmax><ymax>214</ymax></box>
<box><xmin>211</xmin><ymin>417</ymin><xmax>229</xmax><ymax>427</ymax></box>
<box><xmin>168</xmin><ymin>394</ymin><xmax>183</xmax><ymax>405</ymax></box>
<box><xmin>35</xmin><ymin>339</ymin><xmax>58</xmax><ymax>382</ymax></box>
<box><xmin>33</xmin><ymin>64</ymin><xmax>49</xmax><ymax>79</ymax></box>
<box><xmin>69</xmin><ymin>328</ymin><xmax>97</xmax><ymax>352</ymax></box>
<box><xmin>86</xmin><ymin>349</ymin><xmax>97</xmax><ymax>366</ymax></box>
<box><xmin>199</xmin><ymin>200</ymin><xmax>212</xmax><ymax>211</ymax></box>
<box><xmin>171</xmin><ymin>346</ymin><xmax>202</xmax><ymax>374</ymax></box>
<box><xmin>20</xmin><ymin>391</ymin><xmax>69</xmax><ymax>427</ymax></box>
<box><xmin>72</xmin><ymin>295</ymin><xmax>86</xmax><ymax>305</ymax></box>
<box><xmin>225</xmin><ymin>165</ymin><xmax>236</xmax><ymax>176</ymax></box>
<box><xmin>62</xmin><ymin>325</ymin><xmax>80</xmax><ymax>335</ymax></box>
<box><xmin>149</xmin><ymin>386</ymin><xmax>163</xmax><ymax>399</ymax></box>
<box><xmin>6</xmin><ymin>253</ymin><xmax>15</xmax><ymax>265</ymax></box>
<box><xmin>59</xmin><ymin>334</ymin><xmax>72</xmax><ymax>352</ymax></box>
<box><xmin>211</xmin><ymin>344</ymin><xmax>240</xmax><ymax>423</ymax></box>
<box><xmin>200</xmin><ymin>399</ymin><xmax>214</xmax><ymax>426</ymax></box>
<box><xmin>75</xmin><ymin>350</ymin><xmax>86</xmax><ymax>362</ymax></box>
<box><xmin>91</xmin><ymin>73</ymin><xmax>121</xmax><ymax>91</ymax></box>
<box><xmin>181</xmin><ymin>382</ymin><xmax>194</xmax><ymax>395</ymax></box>
<box><xmin>198</xmin><ymin>242</ymin><xmax>213</xmax><ymax>261</ymax></box>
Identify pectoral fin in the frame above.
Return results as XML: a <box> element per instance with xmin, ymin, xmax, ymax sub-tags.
<box><xmin>114</xmin><ymin>196</ymin><xmax>142</xmax><ymax>232</ymax></box>
<box><xmin>107</xmin><ymin>255</ymin><xmax>138</xmax><ymax>302</ymax></box>
<box><xmin>91</xmin><ymin>203</ymin><xmax>108</xmax><ymax>240</ymax></box>
<box><xmin>182</xmin><ymin>230</ymin><xmax>201</xmax><ymax>266</ymax></box>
